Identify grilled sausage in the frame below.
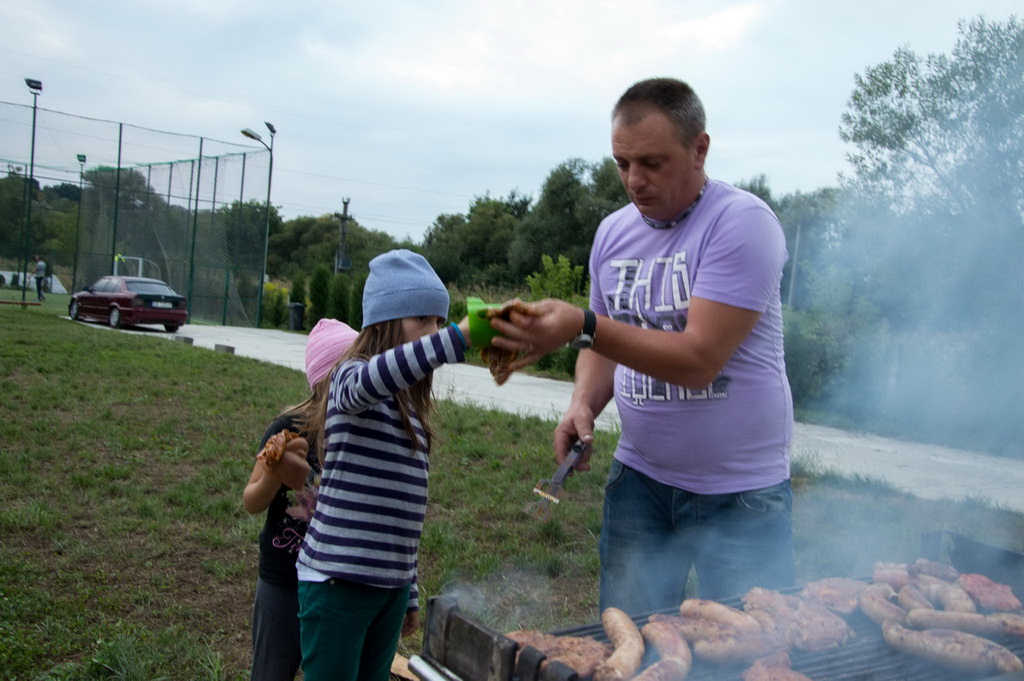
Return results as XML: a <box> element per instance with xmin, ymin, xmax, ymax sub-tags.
<box><xmin>937</xmin><ymin>583</ymin><xmax>978</xmax><ymax>613</ymax></box>
<box><xmin>992</xmin><ymin>613</ymin><xmax>1024</xmax><ymax>638</ymax></box>
<box><xmin>648</xmin><ymin>614</ymin><xmax>738</xmax><ymax>643</ymax></box>
<box><xmin>858</xmin><ymin>584</ymin><xmax>909</xmax><ymax>627</ymax></box>
<box><xmin>679</xmin><ymin>599</ymin><xmax>762</xmax><ymax>636</ymax></box>
<box><xmin>639</xmin><ymin>621</ymin><xmax>692</xmax><ymax>679</ymax></box>
<box><xmin>906</xmin><ymin>608</ymin><xmax>1005</xmax><ymax>636</ymax></box>
<box><xmin>882</xmin><ymin>621</ymin><xmax>1024</xmax><ymax>674</ymax></box>
<box><xmin>631</xmin><ymin>659</ymin><xmax>690</xmax><ymax>681</ymax></box>
<box><xmin>594</xmin><ymin>608</ymin><xmax>645</xmax><ymax>681</ymax></box>
<box><xmin>898</xmin><ymin>584</ymin><xmax>936</xmax><ymax>611</ymax></box>
<box><xmin>692</xmin><ymin>632</ymin><xmax>780</xmax><ymax>665</ymax></box>
<box><xmin>873</xmin><ymin>562</ymin><xmax>912</xmax><ymax>590</ymax></box>
<box><xmin>641</xmin><ymin>620</ymin><xmax>692</xmax><ymax>664</ymax></box>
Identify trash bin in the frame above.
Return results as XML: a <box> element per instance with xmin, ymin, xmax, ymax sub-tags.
<box><xmin>288</xmin><ymin>302</ymin><xmax>306</xmax><ymax>331</ymax></box>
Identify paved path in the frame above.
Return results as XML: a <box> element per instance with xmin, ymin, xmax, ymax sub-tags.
<box><xmin>99</xmin><ymin>320</ymin><xmax>1024</xmax><ymax>514</ymax></box>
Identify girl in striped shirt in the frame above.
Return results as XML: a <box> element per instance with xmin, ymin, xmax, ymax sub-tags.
<box><xmin>296</xmin><ymin>249</ymin><xmax>472</xmax><ymax>681</ymax></box>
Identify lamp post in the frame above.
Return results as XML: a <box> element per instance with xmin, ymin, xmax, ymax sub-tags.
<box><xmin>241</xmin><ymin>121</ymin><xmax>276</xmax><ymax>328</ymax></box>
<box><xmin>20</xmin><ymin>78</ymin><xmax>42</xmax><ymax>303</ymax></box>
<box><xmin>71</xmin><ymin>154</ymin><xmax>86</xmax><ymax>291</ymax></box>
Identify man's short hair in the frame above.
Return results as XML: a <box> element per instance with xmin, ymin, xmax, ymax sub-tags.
<box><xmin>612</xmin><ymin>78</ymin><xmax>706</xmax><ymax>145</ymax></box>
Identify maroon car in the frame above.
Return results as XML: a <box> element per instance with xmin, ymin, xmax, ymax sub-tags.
<box><xmin>69</xmin><ymin>275</ymin><xmax>189</xmax><ymax>332</ymax></box>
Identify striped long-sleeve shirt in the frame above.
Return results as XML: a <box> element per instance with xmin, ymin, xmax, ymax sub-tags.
<box><xmin>296</xmin><ymin>324</ymin><xmax>465</xmax><ymax>611</ymax></box>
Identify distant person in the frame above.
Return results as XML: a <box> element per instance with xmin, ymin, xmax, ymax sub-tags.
<box><xmin>492</xmin><ymin>77</ymin><xmax>795</xmax><ymax>613</ymax></box>
<box><xmin>243</xmin><ymin>318</ymin><xmax>358</xmax><ymax>681</ymax></box>
<box><xmin>296</xmin><ymin>249</ymin><xmax>473</xmax><ymax>681</ymax></box>
<box><xmin>33</xmin><ymin>255</ymin><xmax>46</xmax><ymax>301</ymax></box>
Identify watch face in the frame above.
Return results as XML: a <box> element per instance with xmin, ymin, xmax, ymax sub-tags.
<box><xmin>571</xmin><ymin>334</ymin><xmax>594</xmax><ymax>350</ymax></box>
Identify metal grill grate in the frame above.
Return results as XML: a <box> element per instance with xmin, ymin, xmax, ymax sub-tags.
<box><xmin>416</xmin><ymin>533</ymin><xmax>1024</xmax><ymax>681</ymax></box>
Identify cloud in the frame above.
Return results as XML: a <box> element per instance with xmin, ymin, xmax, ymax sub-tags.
<box><xmin>0</xmin><ymin>2</ymin><xmax>76</xmax><ymax>57</ymax></box>
<box><xmin>3</xmin><ymin>0</ymin><xmax>1020</xmax><ymax>241</ymax></box>
<box><xmin>301</xmin><ymin>1</ymin><xmax>766</xmax><ymax>107</ymax></box>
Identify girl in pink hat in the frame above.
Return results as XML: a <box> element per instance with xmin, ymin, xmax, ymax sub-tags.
<box><xmin>242</xmin><ymin>318</ymin><xmax>359</xmax><ymax>681</ymax></box>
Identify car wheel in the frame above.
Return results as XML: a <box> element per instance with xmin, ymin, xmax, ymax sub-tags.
<box><xmin>69</xmin><ymin>300</ymin><xmax>81</xmax><ymax>320</ymax></box>
<box><xmin>164</xmin><ymin>324</ymin><xmax>180</xmax><ymax>333</ymax></box>
<box><xmin>108</xmin><ymin>307</ymin><xmax>122</xmax><ymax>329</ymax></box>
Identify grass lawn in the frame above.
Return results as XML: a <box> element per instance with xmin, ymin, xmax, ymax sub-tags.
<box><xmin>2</xmin><ymin>294</ymin><xmax>1022</xmax><ymax>680</ymax></box>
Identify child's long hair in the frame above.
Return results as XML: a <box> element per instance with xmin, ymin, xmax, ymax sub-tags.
<box><xmin>276</xmin><ymin>378</ymin><xmax>331</xmax><ymax>465</ymax></box>
<box><xmin>321</xmin><ymin>319</ymin><xmax>436</xmax><ymax>455</ymax></box>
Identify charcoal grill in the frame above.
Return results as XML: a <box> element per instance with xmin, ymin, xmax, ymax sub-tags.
<box><xmin>411</xmin><ymin>532</ymin><xmax>1024</xmax><ymax>681</ymax></box>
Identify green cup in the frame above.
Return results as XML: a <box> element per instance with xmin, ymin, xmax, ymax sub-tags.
<box><xmin>467</xmin><ymin>297</ymin><xmax>502</xmax><ymax>348</ymax></box>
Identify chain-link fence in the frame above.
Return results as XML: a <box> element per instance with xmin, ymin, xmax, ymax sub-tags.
<box><xmin>0</xmin><ymin>100</ymin><xmax>270</xmax><ymax>326</ymax></box>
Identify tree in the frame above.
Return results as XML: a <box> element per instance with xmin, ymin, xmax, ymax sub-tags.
<box><xmin>421</xmin><ymin>212</ymin><xmax>469</xmax><ymax>285</ymax></box>
<box><xmin>219</xmin><ymin>199</ymin><xmax>283</xmax><ymax>273</ymax></box>
<box><xmin>0</xmin><ymin>169</ymin><xmax>27</xmax><ymax>259</ymax></box>
<box><xmin>43</xmin><ymin>183</ymin><xmax>81</xmax><ymax>203</ymax></box>
<box><xmin>835</xmin><ymin>15</ymin><xmax>1024</xmax><ymax>455</ymax></box>
<box><xmin>266</xmin><ymin>214</ymin><xmax>337</xmax><ymax>280</ymax></box>
<box><xmin>841</xmin><ymin>16</ymin><xmax>1023</xmax><ymax>224</ymax></box>
<box><xmin>734</xmin><ymin>174</ymin><xmax>778</xmax><ymax>213</ymax></box>
<box><xmin>838</xmin><ymin>15</ymin><xmax>1024</xmax><ymax>329</ymax></box>
<box><xmin>774</xmin><ymin>187</ymin><xmax>842</xmax><ymax>310</ymax></box>
<box><xmin>509</xmin><ymin>158</ymin><xmax>627</xmax><ymax>279</ymax></box>
<box><xmin>421</xmin><ymin>191</ymin><xmax>530</xmax><ymax>287</ymax></box>
<box><xmin>74</xmin><ymin>167</ymin><xmax>184</xmax><ymax>286</ymax></box>
<box><xmin>0</xmin><ymin>169</ymin><xmax>87</xmax><ymax>273</ymax></box>
<box><xmin>266</xmin><ymin>214</ymin><xmax>400</xmax><ymax>283</ymax></box>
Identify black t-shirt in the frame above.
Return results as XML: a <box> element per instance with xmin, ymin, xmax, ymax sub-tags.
<box><xmin>257</xmin><ymin>414</ymin><xmax>322</xmax><ymax>588</ymax></box>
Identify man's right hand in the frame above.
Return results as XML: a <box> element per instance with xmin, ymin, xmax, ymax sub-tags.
<box><xmin>554</xmin><ymin>405</ymin><xmax>595</xmax><ymax>472</ymax></box>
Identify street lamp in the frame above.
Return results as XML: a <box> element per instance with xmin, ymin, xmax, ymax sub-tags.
<box><xmin>20</xmin><ymin>78</ymin><xmax>42</xmax><ymax>303</ymax></box>
<box><xmin>241</xmin><ymin>121</ymin><xmax>276</xmax><ymax>328</ymax></box>
<box><xmin>71</xmin><ymin>154</ymin><xmax>87</xmax><ymax>291</ymax></box>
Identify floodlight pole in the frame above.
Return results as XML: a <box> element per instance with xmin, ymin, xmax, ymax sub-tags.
<box><xmin>71</xmin><ymin>154</ymin><xmax>86</xmax><ymax>291</ymax></box>
<box><xmin>241</xmin><ymin>122</ymin><xmax>276</xmax><ymax>328</ymax></box>
<box><xmin>20</xmin><ymin>78</ymin><xmax>42</xmax><ymax>303</ymax></box>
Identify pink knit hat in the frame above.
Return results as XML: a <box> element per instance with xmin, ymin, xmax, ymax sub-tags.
<box><xmin>305</xmin><ymin>318</ymin><xmax>359</xmax><ymax>388</ymax></box>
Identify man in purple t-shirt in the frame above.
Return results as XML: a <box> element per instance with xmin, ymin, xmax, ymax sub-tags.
<box><xmin>493</xmin><ymin>78</ymin><xmax>795</xmax><ymax>613</ymax></box>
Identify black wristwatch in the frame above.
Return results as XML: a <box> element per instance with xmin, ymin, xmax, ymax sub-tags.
<box><xmin>569</xmin><ymin>309</ymin><xmax>597</xmax><ymax>350</ymax></box>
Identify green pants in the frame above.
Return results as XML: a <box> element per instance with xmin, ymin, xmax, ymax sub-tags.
<box><xmin>298</xmin><ymin>578</ymin><xmax>410</xmax><ymax>681</ymax></box>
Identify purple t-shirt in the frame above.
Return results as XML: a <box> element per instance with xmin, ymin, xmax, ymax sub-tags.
<box><xmin>589</xmin><ymin>179</ymin><xmax>793</xmax><ymax>494</ymax></box>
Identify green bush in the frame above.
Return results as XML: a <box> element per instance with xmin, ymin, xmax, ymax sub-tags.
<box><xmin>536</xmin><ymin>345</ymin><xmax>578</xmax><ymax>377</ymax></box>
<box><xmin>290</xmin><ymin>272</ymin><xmax>306</xmax><ymax>305</ymax></box>
<box><xmin>447</xmin><ymin>289</ymin><xmax>467</xmax><ymax>324</ymax></box>
<box><xmin>350</xmin><ymin>272</ymin><xmax>367</xmax><ymax>329</ymax></box>
<box><xmin>783</xmin><ymin>306</ymin><xmax>869</xmax><ymax>416</ymax></box>
<box><xmin>328</xmin><ymin>272</ymin><xmax>351</xmax><ymax>326</ymax></box>
<box><xmin>261</xmin><ymin>282</ymin><xmax>289</xmax><ymax>329</ymax></box>
<box><xmin>308</xmin><ymin>266</ymin><xmax>331</xmax><ymax>329</ymax></box>
<box><xmin>526</xmin><ymin>254</ymin><xmax>586</xmax><ymax>302</ymax></box>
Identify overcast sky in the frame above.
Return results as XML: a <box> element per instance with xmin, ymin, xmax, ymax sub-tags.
<box><xmin>1</xmin><ymin>1</ymin><xmax>1019</xmax><ymax>243</ymax></box>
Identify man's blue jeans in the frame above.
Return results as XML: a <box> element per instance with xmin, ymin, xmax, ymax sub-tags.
<box><xmin>598</xmin><ymin>459</ymin><xmax>795</xmax><ymax>614</ymax></box>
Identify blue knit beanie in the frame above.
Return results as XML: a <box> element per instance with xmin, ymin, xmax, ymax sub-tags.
<box><xmin>361</xmin><ymin>249</ymin><xmax>450</xmax><ymax>328</ymax></box>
